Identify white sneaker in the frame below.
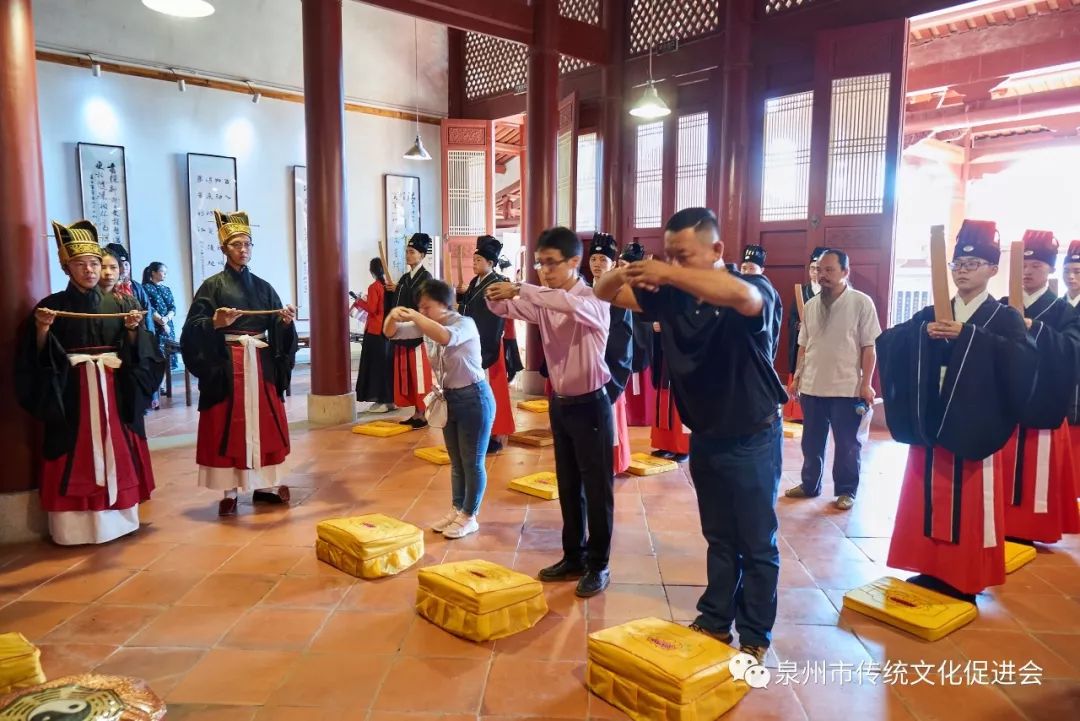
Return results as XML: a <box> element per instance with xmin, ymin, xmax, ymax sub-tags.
<box><xmin>431</xmin><ymin>508</ymin><xmax>461</xmax><ymax>533</ymax></box>
<box><xmin>367</xmin><ymin>403</ymin><xmax>390</xmax><ymax>414</ymax></box>
<box><xmin>444</xmin><ymin>514</ymin><xmax>479</xmax><ymax>539</ymax></box>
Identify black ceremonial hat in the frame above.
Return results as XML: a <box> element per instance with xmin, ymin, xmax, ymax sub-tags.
<box><xmin>408</xmin><ymin>232</ymin><xmax>433</xmax><ymax>255</ymax></box>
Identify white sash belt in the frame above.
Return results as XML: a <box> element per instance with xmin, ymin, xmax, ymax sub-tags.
<box><xmin>226</xmin><ymin>334</ymin><xmax>268</xmax><ymax>470</ymax></box>
<box><xmin>631</xmin><ymin>372</ymin><xmax>640</xmax><ymax>396</ymax></box>
<box><xmin>67</xmin><ymin>352</ymin><xmax>122</xmax><ymax>505</ymax></box>
<box><xmin>982</xmin><ymin>456</ymin><xmax>996</xmax><ymax>549</ymax></box>
<box><xmin>1033</xmin><ymin>429</ymin><xmax>1051</xmax><ymax>514</ymax></box>
<box><xmin>415</xmin><ymin>344</ymin><xmax>428</xmax><ymax>395</ymax></box>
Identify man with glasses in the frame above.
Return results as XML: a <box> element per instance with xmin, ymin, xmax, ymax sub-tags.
<box><xmin>876</xmin><ymin>220</ymin><xmax>1036</xmax><ymax>602</ymax></box>
<box><xmin>485</xmin><ymin>227</ymin><xmax>615</xmax><ymax>598</ymax></box>
<box><xmin>786</xmin><ymin>249</ymin><xmax>881</xmax><ymax>511</ymax></box>
<box><xmin>594</xmin><ymin>207</ymin><xmax>787</xmax><ymax>664</ymax></box>
<box><xmin>996</xmin><ymin>231</ymin><xmax>1080</xmax><ymax>545</ymax></box>
<box><xmin>182</xmin><ymin>211</ymin><xmax>298</xmax><ymax>517</ymax></box>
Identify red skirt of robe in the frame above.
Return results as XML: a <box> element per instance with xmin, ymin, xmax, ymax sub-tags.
<box><xmin>393</xmin><ymin>343</ymin><xmax>433</xmax><ymax>411</ymax></box>
<box><xmin>887</xmin><ymin>445</ymin><xmax>1006</xmax><ymax>595</ymax></box>
<box><xmin>487</xmin><ymin>339</ymin><xmax>516</xmax><ymax>437</ymax></box>
<box><xmin>40</xmin><ymin>365</ymin><xmax>155</xmax><ymax>512</ymax></box>
<box><xmin>999</xmin><ymin>423</ymin><xmax>1080</xmax><ymax>543</ymax></box>
<box><xmin>651</xmin><ymin>387</ymin><xmax>690</xmax><ymax>455</ymax></box>
<box><xmin>613</xmin><ymin>393</ymin><xmax>631</xmax><ymax>474</ymax></box>
<box><xmin>625</xmin><ymin>371</ymin><xmax>657</xmax><ymax>428</ymax></box>
<box><xmin>196</xmin><ymin>343</ymin><xmax>290</xmax><ymax>469</ymax></box>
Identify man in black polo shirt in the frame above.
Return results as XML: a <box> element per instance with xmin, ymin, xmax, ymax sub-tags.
<box><xmin>594</xmin><ymin>207</ymin><xmax>787</xmax><ymax>663</ymax></box>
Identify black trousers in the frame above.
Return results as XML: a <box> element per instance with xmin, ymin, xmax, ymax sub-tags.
<box><xmin>799</xmin><ymin>394</ymin><xmax>864</xmax><ymax>498</ymax></box>
<box><xmin>549</xmin><ymin>390</ymin><xmax>615</xmax><ymax>571</ymax></box>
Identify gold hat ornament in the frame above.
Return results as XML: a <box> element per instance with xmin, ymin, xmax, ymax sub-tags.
<box><xmin>51</xmin><ymin>220</ymin><xmax>103</xmax><ymax>265</ymax></box>
<box><xmin>213</xmin><ymin>210</ymin><xmax>252</xmax><ymax>246</ymax></box>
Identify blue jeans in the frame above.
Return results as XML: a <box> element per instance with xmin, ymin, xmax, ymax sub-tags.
<box><xmin>799</xmin><ymin>394</ymin><xmax>864</xmax><ymax>498</ymax></box>
<box><xmin>443</xmin><ymin>381</ymin><xmax>495</xmax><ymax>516</ymax></box>
<box><xmin>688</xmin><ymin>418</ymin><xmax>782</xmax><ymax>648</ymax></box>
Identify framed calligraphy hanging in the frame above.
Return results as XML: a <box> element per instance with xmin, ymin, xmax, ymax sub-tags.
<box><xmin>293</xmin><ymin>166</ymin><xmax>309</xmax><ymax>321</ymax></box>
<box><xmin>384</xmin><ymin>174</ymin><xmax>424</xmax><ymax>278</ymax></box>
<box><xmin>77</xmin><ymin>143</ymin><xmax>131</xmax><ymax>250</ymax></box>
<box><xmin>186</xmin><ymin>153</ymin><xmax>238</xmax><ymax>293</ymax></box>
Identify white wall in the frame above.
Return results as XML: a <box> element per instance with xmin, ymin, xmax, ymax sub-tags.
<box><xmin>33</xmin><ymin>0</ymin><xmax>448</xmax><ymax>116</ymax></box>
<box><xmin>32</xmin><ymin>0</ymin><xmax>447</xmax><ymax>330</ymax></box>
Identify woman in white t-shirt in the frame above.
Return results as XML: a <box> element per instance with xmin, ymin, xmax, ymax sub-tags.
<box><xmin>385</xmin><ymin>279</ymin><xmax>495</xmax><ymax>539</ymax></box>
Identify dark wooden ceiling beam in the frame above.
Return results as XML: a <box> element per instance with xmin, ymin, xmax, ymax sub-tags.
<box><xmin>352</xmin><ymin>0</ymin><xmax>608</xmax><ymax>64</ymax></box>
<box><xmin>905</xmin><ymin>84</ymin><xmax>1080</xmax><ymax>132</ymax></box>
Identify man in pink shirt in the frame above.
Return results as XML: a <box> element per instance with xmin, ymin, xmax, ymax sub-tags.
<box><xmin>486</xmin><ymin>227</ymin><xmax>614</xmax><ymax>597</ymax></box>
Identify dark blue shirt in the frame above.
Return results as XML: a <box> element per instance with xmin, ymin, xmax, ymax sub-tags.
<box><xmin>634</xmin><ymin>272</ymin><xmax>787</xmax><ymax>438</ymax></box>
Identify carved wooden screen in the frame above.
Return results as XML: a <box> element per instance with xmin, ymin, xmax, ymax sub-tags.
<box><xmin>464</xmin><ymin>33</ymin><xmax>527</xmax><ymax>101</ymax></box>
<box><xmin>441</xmin><ymin>119</ymin><xmax>495</xmax><ymax>283</ymax></box>
<box><xmin>629</xmin><ymin>0</ymin><xmax>723</xmax><ymax>55</ymax></box>
<box><xmin>763</xmin><ymin>0</ymin><xmax>818</xmax><ymax>16</ymax></box>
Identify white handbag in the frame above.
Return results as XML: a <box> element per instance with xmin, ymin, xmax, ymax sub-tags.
<box><xmin>424</xmin><ymin>345</ymin><xmax>448</xmax><ymax>429</ymax></box>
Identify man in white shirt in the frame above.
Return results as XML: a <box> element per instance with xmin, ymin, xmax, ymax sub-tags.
<box><xmin>786</xmin><ymin>250</ymin><xmax>881</xmax><ymax>510</ymax></box>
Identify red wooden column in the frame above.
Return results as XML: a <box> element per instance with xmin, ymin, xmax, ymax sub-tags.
<box><xmin>0</xmin><ymin>0</ymin><xmax>49</xmax><ymax>522</ymax></box>
<box><xmin>718</xmin><ymin>0</ymin><xmax>753</xmax><ymax>249</ymax></box>
<box><xmin>599</xmin><ymin>0</ymin><xmax>627</xmax><ymax>235</ymax></box>
<box><xmin>302</xmin><ymin>0</ymin><xmax>354</xmax><ymax>424</ymax></box>
<box><xmin>522</xmin><ymin>0</ymin><xmax>560</xmax><ymax>388</ymax></box>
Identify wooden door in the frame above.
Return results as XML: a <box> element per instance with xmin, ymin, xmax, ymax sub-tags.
<box><xmin>556</xmin><ymin>93</ymin><xmax>578</xmax><ymax>230</ymax></box>
<box><xmin>441</xmin><ymin>119</ymin><xmax>495</xmax><ymax>286</ymax></box>
<box><xmin>808</xmin><ymin>19</ymin><xmax>907</xmax><ymax>333</ymax></box>
<box><xmin>748</xmin><ymin>19</ymin><xmax>908</xmax><ymax>378</ymax></box>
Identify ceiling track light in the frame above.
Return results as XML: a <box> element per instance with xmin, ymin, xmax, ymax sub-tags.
<box><xmin>247</xmin><ymin>82</ymin><xmax>261</xmax><ymax>104</ymax></box>
<box><xmin>89</xmin><ymin>55</ymin><xmax>102</xmax><ymax>77</ymax></box>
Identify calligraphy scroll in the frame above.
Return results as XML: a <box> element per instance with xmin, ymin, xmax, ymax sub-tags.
<box><xmin>384</xmin><ymin>174</ymin><xmax>421</xmax><ymax>279</ymax></box>
<box><xmin>187</xmin><ymin>153</ymin><xmax>238</xmax><ymax>293</ymax></box>
<box><xmin>293</xmin><ymin>166</ymin><xmax>309</xmax><ymax>320</ymax></box>
<box><xmin>77</xmin><ymin>143</ymin><xmax>130</xmax><ymax>250</ymax></box>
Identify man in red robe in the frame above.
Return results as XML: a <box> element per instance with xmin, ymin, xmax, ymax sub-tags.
<box><xmin>998</xmin><ymin>230</ymin><xmax>1080</xmax><ymax>544</ymax></box>
<box><xmin>17</xmin><ymin>220</ymin><xmax>163</xmax><ymax>544</ymax></box>
<box><xmin>182</xmin><ymin>211</ymin><xmax>298</xmax><ymax>517</ymax></box>
<box><xmin>877</xmin><ymin>220</ymin><xmax>1036</xmax><ymax>601</ymax></box>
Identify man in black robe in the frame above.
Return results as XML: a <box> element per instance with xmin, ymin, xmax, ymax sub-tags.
<box><xmin>877</xmin><ymin>219</ymin><xmax>1036</xmax><ymax>600</ymax></box>
<box><xmin>740</xmin><ymin>245</ymin><xmax>766</xmax><ymax>276</ymax></box>
<box><xmin>787</xmin><ymin>247</ymin><xmax>826</xmax><ymax>377</ymax></box>
<box><xmin>996</xmin><ymin>230</ymin><xmax>1080</xmax><ymax>543</ymax></box>
<box><xmin>182</xmin><ymin>210</ymin><xmax>298</xmax><ymax>517</ymax></box>
<box><xmin>386</xmin><ymin>232</ymin><xmax>434</xmax><ymax>428</ymax></box>
<box><xmin>619</xmin><ymin>242</ymin><xmax>655</xmax><ymax>427</ymax></box>
<box><xmin>16</xmin><ymin>220</ymin><xmax>163</xmax><ymax>545</ymax></box>
<box><xmin>458</xmin><ymin>235</ymin><xmax>515</xmax><ymax>451</ymax></box>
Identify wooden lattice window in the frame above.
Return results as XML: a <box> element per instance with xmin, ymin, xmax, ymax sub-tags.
<box><xmin>447</xmin><ymin>150</ymin><xmax>488</xmax><ymax>236</ymax></box>
<box><xmin>676</xmin><ymin>112</ymin><xmax>709</xmax><ymax>210</ymax></box>
<box><xmin>560</xmin><ymin>55</ymin><xmax>592</xmax><ymax>75</ymax></box>
<box><xmin>576</xmin><ymin>133</ymin><xmax>599</xmax><ymax>233</ymax></box>
<box><xmin>559</xmin><ymin>0</ymin><xmax>600</xmax><ymax>25</ymax></box>
<box><xmin>629</xmin><ymin>0</ymin><xmax>722</xmax><ymax>56</ymax></box>
<box><xmin>825</xmin><ymin>74</ymin><xmax>890</xmax><ymax>216</ymax></box>
<box><xmin>634</xmin><ymin>121</ymin><xmax>665</xmax><ymax>228</ymax></box>
<box><xmin>465</xmin><ymin>33</ymin><xmax>527</xmax><ymax>100</ymax></box>
<box><xmin>763</xmin><ymin>0</ymin><xmax>817</xmax><ymax>16</ymax></box>
<box><xmin>760</xmin><ymin>91</ymin><xmax>813</xmax><ymax>222</ymax></box>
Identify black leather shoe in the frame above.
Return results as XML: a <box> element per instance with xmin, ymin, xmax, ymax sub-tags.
<box><xmin>575</xmin><ymin>568</ymin><xmax>610</xmax><ymax>598</ymax></box>
<box><xmin>651</xmin><ymin>450</ymin><xmax>675</xmax><ymax>459</ymax></box>
<box><xmin>486</xmin><ymin>438</ymin><xmax>503</xmax><ymax>455</ymax></box>
<box><xmin>672</xmin><ymin>453</ymin><xmax>689</xmax><ymax>463</ymax></box>
<box><xmin>538</xmin><ymin>557</ymin><xmax>587</xmax><ymax>582</ymax></box>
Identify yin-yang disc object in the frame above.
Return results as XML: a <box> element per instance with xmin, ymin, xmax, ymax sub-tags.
<box><xmin>0</xmin><ymin>675</ymin><xmax>165</xmax><ymax>721</ymax></box>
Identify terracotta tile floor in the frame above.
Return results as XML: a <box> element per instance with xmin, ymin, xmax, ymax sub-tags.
<box><xmin>1</xmin><ymin>366</ymin><xmax>1078</xmax><ymax>720</ymax></box>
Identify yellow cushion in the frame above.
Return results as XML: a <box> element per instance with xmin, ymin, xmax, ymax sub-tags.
<box><xmin>783</xmin><ymin>422</ymin><xmax>803</xmax><ymax>439</ymax></box>
<box><xmin>509</xmin><ymin>472</ymin><xmax>559</xmax><ymax>500</ymax></box>
<box><xmin>414</xmin><ymin>446</ymin><xmax>451</xmax><ymax>465</ymax></box>
<box><xmin>315</xmin><ymin>514</ymin><xmax>424</xmax><ymax>579</ymax></box>
<box><xmin>0</xmin><ymin>633</ymin><xmax>45</xmax><ymax>695</ymax></box>
<box><xmin>352</xmin><ymin>420</ymin><xmax>412</xmax><ymax>438</ymax></box>
<box><xmin>843</xmin><ymin>577</ymin><xmax>977</xmax><ymax>641</ymax></box>
<box><xmin>627</xmin><ymin>453</ymin><xmax>678</xmax><ymax>477</ymax></box>
<box><xmin>1004</xmin><ymin>541</ymin><xmax>1036</xmax><ymax>573</ymax></box>
<box><xmin>587</xmin><ymin>617</ymin><xmax>748</xmax><ymax>721</ymax></box>
<box><xmin>416</xmin><ymin>559</ymin><xmax>548</xmax><ymax>641</ymax></box>
<box><xmin>517</xmin><ymin>399</ymin><xmax>550</xmax><ymax>414</ymax></box>
<box><xmin>509</xmin><ymin>428</ymin><xmax>554</xmax><ymax>447</ymax></box>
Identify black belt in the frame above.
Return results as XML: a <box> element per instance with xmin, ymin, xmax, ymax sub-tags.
<box><xmin>550</xmin><ymin>388</ymin><xmax>607</xmax><ymax>406</ymax></box>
